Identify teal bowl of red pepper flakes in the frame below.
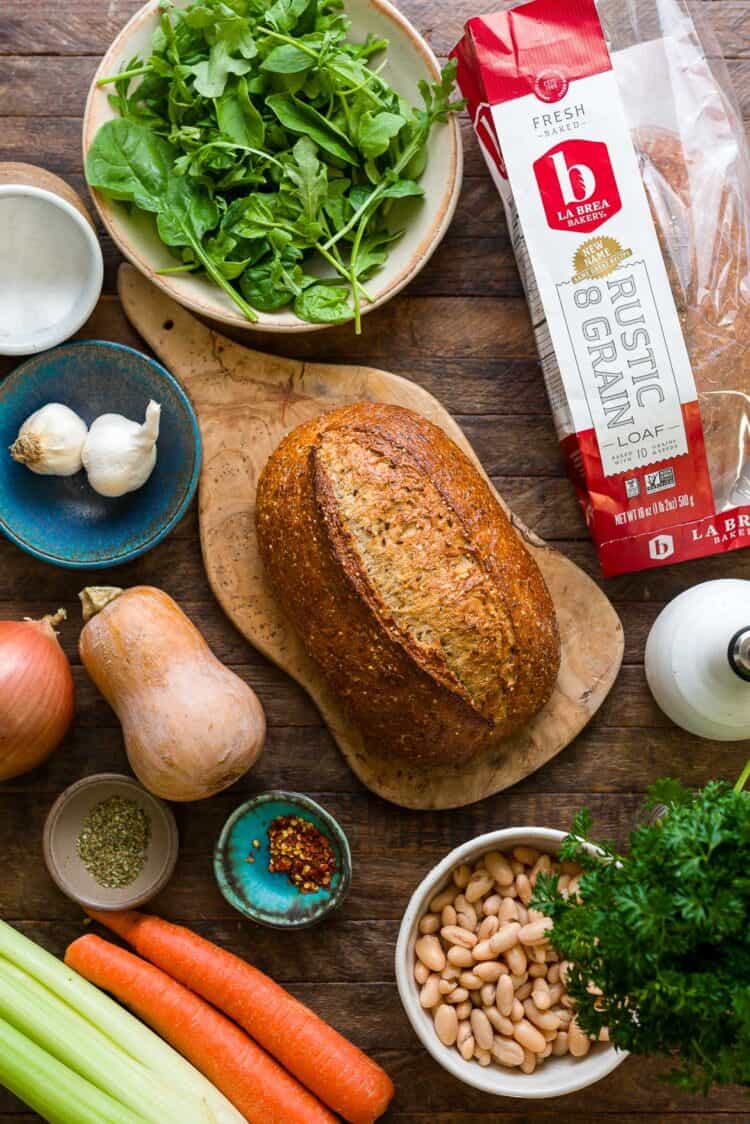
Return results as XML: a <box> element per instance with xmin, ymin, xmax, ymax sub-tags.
<box><xmin>213</xmin><ymin>792</ymin><xmax>352</xmax><ymax>929</ymax></box>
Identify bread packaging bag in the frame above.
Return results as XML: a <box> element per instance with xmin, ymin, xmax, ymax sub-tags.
<box><xmin>452</xmin><ymin>0</ymin><xmax>750</xmax><ymax>575</ymax></box>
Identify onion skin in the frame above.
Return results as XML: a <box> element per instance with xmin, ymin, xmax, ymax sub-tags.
<box><xmin>0</xmin><ymin>615</ymin><xmax>75</xmax><ymax>781</ymax></box>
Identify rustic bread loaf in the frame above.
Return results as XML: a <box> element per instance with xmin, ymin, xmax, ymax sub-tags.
<box><xmin>634</xmin><ymin>126</ymin><xmax>750</xmax><ymax>510</ymax></box>
<box><xmin>256</xmin><ymin>403</ymin><xmax>560</xmax><ymax>765</ymax></box>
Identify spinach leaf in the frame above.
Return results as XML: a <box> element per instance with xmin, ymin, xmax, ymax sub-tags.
<box><xmin>266</xmin><ymin>94</ymin><xmax>357</xmax><ymax>163</ymax></box>
<box><xmin>215</xmin><ymin>77</ymin><xmax>265</xmax><ymax>147</ymax></box>
<box><xmin>260</xmin><ymin>43</ymin><xmax>316</xmax><ymax>74</ymax></box>
<box><xmin>85</xmin><ymin>119</ymin><xmax>174</xmax><ymax>212</ymax></box>
<box><xmin>294</xmin><ymin>282</ymin><xmax>352</xmax><ymax>323</ymax></box>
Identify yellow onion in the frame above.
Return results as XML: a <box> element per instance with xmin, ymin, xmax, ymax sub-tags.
<box><xmin>0</xmin><ymin>610</ymin><xmax>74</xmax><ymax>781</ymax></box>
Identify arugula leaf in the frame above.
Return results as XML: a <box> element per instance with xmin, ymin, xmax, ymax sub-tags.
<box><xmin>357</xmin><ymin>110</ymin><xmax>405</xmax><ymax>159</ymax></box>
<box><xmin>294</xmin><ymin>282</ymin><xmax>352</xmax><ymax>323</ymax></box>
<box><xmin>283</xmin><ymin>137</ymin><xmax>327</xmax><ymax>227</ymax></box>
<box><xmin>192</xmin><ymin>40</ymin><xmax>254</xmax><ymax>98</ymax></box>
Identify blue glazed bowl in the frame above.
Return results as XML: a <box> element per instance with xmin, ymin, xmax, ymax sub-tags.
<box><xmin>0</xmin><ymin>340</ymin><xmax>200</xmax><ymax>568</ymax></box>
<box><xmin>214</xmin><ymin>792</ymin><xmax>352</xmax><ymax>929</ymax></box>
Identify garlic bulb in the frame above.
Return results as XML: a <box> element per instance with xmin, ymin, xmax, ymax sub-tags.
<box><xmin>82</xmin><ymin>401</ymin><xmax>161</xmax><ymax>498</ymax></box>
<box><xmin>10</xmin><ymin>403</ymin><xmax>88</xmax><ymax>476</ymax></box>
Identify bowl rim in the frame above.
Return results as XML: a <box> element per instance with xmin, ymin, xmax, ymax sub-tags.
<box><xmin>42</xmin><ymin>772</ymin><xmax>179</xmax><ymax>911</ymax></box>
<box><xmin>395</xmin><ymin>826</ymin><xmax>628</xmax><ymax>1099</ymax></box>
<box><xmin>0</xmin><ymin>339</ymin><xmax>202</xmax><ymax>569</ymax></box>
<box><xmin>81</xmin><ymin>0</ymin><xmax>463</xmax><ymax>333</ymax></box>
<box><xmin>0</xmin><ymin>184</ymin><xmax>104</xmax><ymax>357</ymax></box>
<box><xmin>213</xmin><ymin>790</ymin><xmax>353</xmax><ymax>929</ymax></box>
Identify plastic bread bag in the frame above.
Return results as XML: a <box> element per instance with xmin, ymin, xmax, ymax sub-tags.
<box><xmin>451</xmin><ymin>0</ymin><xmax>750</xmax><ymax>575</ymax></box>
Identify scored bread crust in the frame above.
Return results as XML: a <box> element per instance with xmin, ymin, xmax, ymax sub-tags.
<box><xmin>256</xmin><ymin>402</ymin><xmax>560</xmax><ymax>765</ymax></box>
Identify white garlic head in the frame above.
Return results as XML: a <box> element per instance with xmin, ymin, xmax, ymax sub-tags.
<box><xmin>82</xmin><ymin>400</ymin><xmax>161</xmax><ymax>499</ymax></box>
<box><xmin>9</xmin><ymin>403</ymin><xmax>88</xmax><ymax>476</ymax></box>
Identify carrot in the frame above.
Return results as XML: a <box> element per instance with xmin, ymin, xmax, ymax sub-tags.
<box><xmin>65</xmin><ymin>934</ymin><xmax>337</xmax><ymax>1124</ymax></box>
<box><xmin>86</xmin><ymin>910</ymin><xmax>394</xmax><ymax>1124</ymax></box>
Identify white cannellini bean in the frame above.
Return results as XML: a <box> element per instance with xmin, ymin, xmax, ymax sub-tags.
<box><xmin>516</xmin><ymin>874</ymin><xmax>533</xmax><ymax>905</ymax></box>
<box><xmin>455</xmin><ymin>1000</ymin><xmax>472</xmax><ymax>1020</ymax></box>
<box><xmin>414</xmin><ymin>960</ymin><xmax>430</xmax><ymax>985</ymax></box>
<box><xmin>478</xmin><ymin>915</ymin><xmax>499</xmax><ymax>940</ymax></box>
<box><xmin>447</xmin><ymin>945</ymin><xmax>475</xmax><ymax>967</ymax></box>
<box><xmin>447</xmin><ymin>987</ymin><xmax>469</xmax><ymax>1004</ymax></box>
<box><xmin>474</xmin><ymin>1047</ymin><xmax>492</xmax><ymax>1067</ymax></box>
<box><xmin>465</xmin><ymin>871</ymin><xmax>494</xmax><ymax>903</ymax></box>
<box><xmin>452</xmin><ymin>863</ymin><xmax>472</xmax><ymax>890</ymax></box>
<box><xmin>482</xmin><ymin>894</ymin><xmax>502</xmax><ymax>916</ymax></box>
<box><xmin>512</xmin><ymin>846</ymin><xmax>539</xmax><ymax>866</ymax></box>
<box><xmin>505</xmin><ymin>944</ymin><xmax>527</xmax><ymax>977</ymax></box>
<box><xmin>429</xmin><ymin>888</ymin><xmax>456</xmax><ymax>913</ymax></box>
<box><xmin>568</xmin><ymin>1019</ymin><xmax>592</xmax><ymax>1057</ymax></box>
<box><xmin>513</xmin><ymin>1019</ymin><xmax>547</xmax><ymax>1054</ymax></box>
<box><xmin>419</xmin><ymin>974</ymin><xmax>441</xmax><ymax>1009</ymax></box>
<box><xmin>551</xmin><ymin>1031</ymin><xmax>569</xmax><ymax>1056</ymax></box>
<box><xmin>521</xmin><ymin>1047</ymin><xmax>537</xmax><ymax>1074</ymax></box>
<box><xmin>523</xmin><ymin>999</ymin><xmax>560</xmax><ymax>1032</ymax></box>
<box><xmin>489</xmin><ymin>922</ymin><xmax>520</xmax><ymax>955</ymax></box>
<box><xmin>479</xmin><ymin>983</ymin><xmax>496</xmax><ymax>1008</ymax></box>
<box><xmin>491</xmin><ymin>1035</ymin><xmax>525</xmax><ymax>1068</ymax></box>
<box><xmin>486</xmin><ymin>1007</ymin><xmax>514</xmax><ymax>1037</ymax></box>
<box><xmin>459</xmin><ymin>971</ymin><xmax>483</xmax><ymax>990</ymax></box>
<box><xmin>496</xmin><ymin>974</ymin><xmax>514</xmax><ymax>1017</ymax></box>
<box><xmin>441</xmin><ymin>904</ymin><xmax>457</xmax><ymax>928</ymax></box>
<box><xmin>497</xmin><ymin>898</ymin><xmax>519</xmax><ymax>924</ymax></box>
<box><xmin>511</xmin><ymin>998</ymin><xmax>524</xmax><ymax>1023</ymax></box>
<box><xmin>441</xmin><ymin>925</ymin><xmax>477</xmax><ymax>949</ymax></box>
<box><xmin>471</xmin><ymin>939</ymin><xmax>496</xmax><ymax>962</ymax></box>
<box><xmin>474</xmin><ymin>961</ymin><xmax>507</xmax><ymax>982</ymax></box>
<box><xmin>433</xmin><ymin>1004</ymin><xmax>458</xmax><ymax>1046</ymax></box>
<box><xmin>415</xmin><ymin>935</ymin><xmax>446</xmax><ymax>972</ymax></box>
<box><xmin>470</xmin><ymin>1008</ymin><xmax>494</xmax><ymax>1051</ymax></box>
<box><xmin>483</xmin><ymin>851</ymin><xmax>515</xmax><ymax>886</ymax></box>
<box><xmin>529</xmin><ymin>962</ymin><xmax>548</xmax><ymax>979</ymax></box>
<box><xmin>514</xmin><ymin>980</ymin><xmax>532</xmax><ymax>1000</ymax></box>
<box><xmin>518</xmin><ymin>918</ymin><xmax>553</xmax><ymax>945</ymax></box>
<box><xmin>418</xmin><ymin>913</ymin><xmax>440</xmax><ymax>935</ymax></box>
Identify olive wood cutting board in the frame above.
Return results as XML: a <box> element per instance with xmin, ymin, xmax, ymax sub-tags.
<box><xmin>118</xmin><ymin>264</ymin><xmax>624</xmax><ymax>810</ymax></box>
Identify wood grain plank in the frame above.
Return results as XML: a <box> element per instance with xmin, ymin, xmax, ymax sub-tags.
<box><xmin>2</xmin><ymin>0</ymin><xmax>749</xmax><ymax>57</ymax></box>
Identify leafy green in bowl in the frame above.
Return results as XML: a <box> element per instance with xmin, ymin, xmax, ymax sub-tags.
<box><xmin>84</xmin><ymin>0</ymin><xmax>463</xmax><ymax>331</ymax></box>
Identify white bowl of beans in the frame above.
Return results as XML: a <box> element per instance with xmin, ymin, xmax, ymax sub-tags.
<box><xmin>395</xmin><ymin>828</ymin><xmax>627</xmax><ymax>1098</ymax></box>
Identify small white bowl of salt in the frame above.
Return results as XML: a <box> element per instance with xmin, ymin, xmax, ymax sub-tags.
<box><xmin>0</xmin><ymin>183</ymin><xmax>103</xmax><ymax>356</ymax></box>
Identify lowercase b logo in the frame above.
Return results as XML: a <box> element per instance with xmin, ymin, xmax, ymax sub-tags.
<box><xmin>533</xmin><ymin>140</ymin><xmax>621</xmax><ymax>233</ymax></box>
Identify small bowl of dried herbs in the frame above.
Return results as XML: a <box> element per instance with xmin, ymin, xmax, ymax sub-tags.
<box><xmin>43</xmin><ymin>773</ymin><xmax>179</xmax><ymax>910</ymax></box>
<box><xmin>214</xmin><ymin>791</ymin><xmax>351</xmax><ymax>928</ymax></box>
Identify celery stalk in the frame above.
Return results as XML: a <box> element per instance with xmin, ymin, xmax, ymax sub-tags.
<box><xmin>0</xmin><ymin>922</ymin><xmax>243</xmax><ymax>1124</ymax></box>
<box><xmin>0</xmin><ymin>957</ymin><xmax>204</xmax><ymax>1124</ymax></box>
<box><xmin>0</xmin><ymin>1014</ymin><xmax>146</xmax><ymax>1124</ymax></box>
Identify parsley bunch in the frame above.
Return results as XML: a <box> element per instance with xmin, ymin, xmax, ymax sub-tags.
<box><xmin>86</xmin><ymin>0</ymin><xmax>463</xmax><ymax>329</ymax></box>
<box><xmin>534</xmin><ymin>762</ymin><xmax>750</xmax><ymax>1094</ymax></box>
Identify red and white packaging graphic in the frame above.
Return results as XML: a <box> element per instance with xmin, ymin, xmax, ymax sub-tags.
<box><xmin>451</xmin><ymin>0</ymin><xmax>750</xmax><ymax>576</ymax></box>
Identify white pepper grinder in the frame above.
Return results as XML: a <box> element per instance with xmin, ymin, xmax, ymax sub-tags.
<box><xmin>645</xmin><ymin>579</ymin><xmax>750</xmax><ymax>740</ymax></box>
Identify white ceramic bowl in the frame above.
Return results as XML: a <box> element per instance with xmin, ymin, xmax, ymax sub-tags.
<box><xmin>0</xmin><ymin>185</ymin><xmax>103</xmax><ymax>356</ymax></box>
<box><xmin>396</xmin><ymin>827</ymin><xmax>627</xmax><ymax>1099</ymax></box>
<box><xmin>82</xmin><ymin>0</ymin><xmax>463</xmax><ymax>332</ymax></box>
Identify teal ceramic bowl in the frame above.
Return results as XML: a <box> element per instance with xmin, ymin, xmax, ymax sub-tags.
<box><xmin>214</xmin><ymin>792</ymin><xmax>352</xmax><ymax>929</ymax></box>
<box><xmin>0</xmin><ymin>340</ymin><xmax>200</xmax><ymax>568</ymax></box>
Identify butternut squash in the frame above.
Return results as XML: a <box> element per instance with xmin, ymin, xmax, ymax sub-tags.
<box><xmin>78</xmin><ymin>586</ymin><xmax>266</xmax><ymax>801</ymax></box>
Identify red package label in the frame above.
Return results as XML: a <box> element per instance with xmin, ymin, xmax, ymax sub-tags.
<box><xmin>452</xmin><ymin>0</ymin><xmax>750</xmax><ymax>577</ymax></box>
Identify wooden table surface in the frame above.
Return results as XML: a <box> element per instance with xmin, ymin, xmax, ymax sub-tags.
<box><xmin>2</xmin><ymin>2</ymin><xmax>750</xmax><ymax>1120</ymax></box>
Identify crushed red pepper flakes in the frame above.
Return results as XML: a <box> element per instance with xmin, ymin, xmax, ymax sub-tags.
<box><xmin>266</xmin><ymin>814</ymin><xmax>337</xmax><ymax>894</ymax></box>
